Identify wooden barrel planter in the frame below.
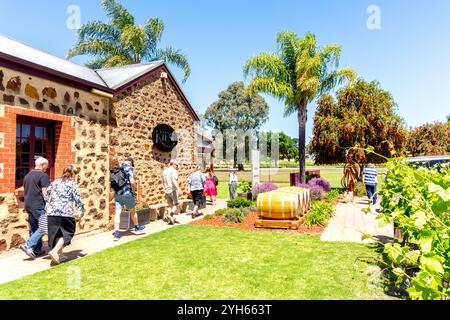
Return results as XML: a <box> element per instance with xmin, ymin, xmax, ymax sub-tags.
<box><xmin>255</xmin><ymin>187</ymin><xmax>311</xmax><ymax>230</ymax></box>
<box><xmin>278</xmin><ymin>187</ymin><xmax>311</xmax><ymax>214</ymax></box>
<box><xmin>256</xmin><ymin>191</ymin><xmax>302</xmax><ymax>220</ymax></box>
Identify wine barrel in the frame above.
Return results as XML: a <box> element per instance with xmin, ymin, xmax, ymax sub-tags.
<box><xmin>278</xmin><ymin>187</ymin><xmax>311</xmax><ymax>214</ymax></box>
<box><xmin>257</xmin><ymin>191</ymin><xmax>301</xmax><ymax>219</ymax></box>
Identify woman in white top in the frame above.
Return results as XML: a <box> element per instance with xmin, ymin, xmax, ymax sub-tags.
<box><xmin>228</xmin><ymin>168</ymin><xmax>238</xmax><ymax>200</ymax></box>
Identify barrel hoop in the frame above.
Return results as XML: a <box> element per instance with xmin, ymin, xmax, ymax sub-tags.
<box><xmin>281</xmin><ymin>193</ymin><xmax>285</xmax><ymax>219</ymax></box>
<box><xmin>290</xmin><ymin>194</ymin><xmax>294</xmax><ymax>217</ymax></box>
<box><xmin>268</xmin><ymin>193</ymin><xmax>272</xmax><ymax>218</ymax></box>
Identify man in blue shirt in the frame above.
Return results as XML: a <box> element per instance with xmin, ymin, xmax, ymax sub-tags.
<box><xmin>363</xmin><ymin>163</ymin><xmax>378</xmax><ymax>205</ymax></box>
<box><xmin>113</xmin><ymin>157</ymin><xmax>145</xmax><ymax>241</ymax></box>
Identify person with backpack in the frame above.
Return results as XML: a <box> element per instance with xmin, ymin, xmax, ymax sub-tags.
<box><xmin>203</xmin><ymin>168</ymin><xmax>218</xmax><ymax>205</ymax></box>
<box><xmin>187</xmin><ymin>166</ymin><xmax>206</xmax><ymax>218</ymax></box>
<box><xmin>111</xmin><ymin>157</ymin><xmax>145</xmax><ymax>241</ymax></box>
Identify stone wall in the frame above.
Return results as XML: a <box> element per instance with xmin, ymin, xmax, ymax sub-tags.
<box><xmin>110</xmin><ymin>70</ymin><xmax>197</xmax><ymax>209</ymax></box>
<box><xmin>0</xmin><ymin>66</ymin><xmax>110</xmax><ymax>252</ymax></box>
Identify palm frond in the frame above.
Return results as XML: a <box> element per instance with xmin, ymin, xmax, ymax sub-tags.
<box><xmin>77</xmin><ymin>20</ymin><xmax>120</xmax><ymax>43</ymax></box>
<box><xmin>103</xmin><ymin>55</ymin><xmax>134</xmax><ymax>67</ymax></box>
<box><xmin>243</xmin><ymin>53</ymin><xmax>289</xmax><ymax>82</ymax></box>
<box><xmin>154</xmin><ymin>47</ymin><xmax>191</xmax><ymax>82</ymax></box>
<box><xmin>320</xmin><ymin>67</ymin><xmax>357</xmax><ymax>94</ymax></box>
<box><xmin>67</xmin><ymin>39</ymin><xmax>128</xmax><ymax>59</ymax></box>
<box><xmin>276</xmin><ymin>30</ymin><xmax>299</xmax><ymax>71</ymax></box>
<box><xmin>101</xmin><ymin>0</ymin><xmax>135</xmax><ymax>30</ymax></box>
<box><xmin>119</xmin><ymin>25</ymin><xmax>146</xmax><ymax>62</ymax></box>
<box><xmin>246</xmin><ymin>77</ymin><xmax>292</xmax><ymax>102</ymax></box>
<box><xmin>144</xmin><ymin>18</ymin><xmax>164</xmax><ymax>53</ymax></box>
<box><xmin>85</xmin><ymin>56</ymin><xmax>112</xmax><ymax>69</ymax></box>
<box><xmin>320</xmin><ymin>44</ymin><xmax>341</xmax><ymax>68</ymax></box>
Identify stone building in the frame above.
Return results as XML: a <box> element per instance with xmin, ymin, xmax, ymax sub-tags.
<box><xmin>0</xmin><ymin>35</ymin><xmax>200</xmax><ymax>252</ymax></box>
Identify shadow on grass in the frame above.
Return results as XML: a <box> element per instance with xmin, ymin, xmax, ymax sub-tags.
<box><xmin>358</xmin><ymin>242</ymin><xmax>410</xmax><ymax>300</ymax></box>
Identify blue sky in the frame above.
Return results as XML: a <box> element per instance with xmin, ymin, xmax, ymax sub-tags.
<box><xmin>1</xmin><ymin>0</ymin><xmax>449</xmax><ymax>141</ymax></box>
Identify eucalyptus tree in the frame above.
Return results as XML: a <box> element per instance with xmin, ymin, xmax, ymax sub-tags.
<box><xmin>204</xmin><ymin>81</ymin><xmax>269</xmax><ymax>169</ymax></box>
<box><xmin>244</xmin><ymin>30</ymin><xmax>356</xmax><ymax>182</ymax></box>
<box><xmin>67</xmin><ymin>0</ymin><xmax>190</xmax><ymax>82</ymax></box>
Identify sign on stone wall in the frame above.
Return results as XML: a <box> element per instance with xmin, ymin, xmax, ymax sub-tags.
<box><xmin>152</xmin><ymin>124</ymin><xmax>178</xmax><ymax>152</ymax></box>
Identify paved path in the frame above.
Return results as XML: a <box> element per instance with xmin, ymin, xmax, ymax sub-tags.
<box><xmin>321</xmin><ymin>197</ymin><xmax>394</xmax><ymax>243</ymax></box>
<box><xmin>0</xmin><ymin>199</ymin><xmax>227</xmax><ymax>285</ymax></box>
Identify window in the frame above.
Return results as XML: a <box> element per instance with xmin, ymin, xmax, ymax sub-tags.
<box><xmin>15</xmin><ymin>117</ymin><xmax>55</xmax><ymax>187</ymax></box>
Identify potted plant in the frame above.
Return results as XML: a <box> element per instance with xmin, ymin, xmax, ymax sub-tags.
<box><xmin>120</xmin><ymin>204</ymin><xmax>151</xmax><ymax>229</ymax></box>
<box><xmin>237</xmin><ymin>181</ymin><xmax>252</xmax><ymax>200</ymax></box>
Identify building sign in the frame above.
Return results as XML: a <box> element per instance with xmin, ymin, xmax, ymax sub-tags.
<box><xmin>251</xmin><ymin>149</ymin><xmax>260</xmax><ymax>187</ymax></box>
<box><xmin>152</xmin><ymin>124</ymin><xmax>178</xmax><ymax>152</ymax></box>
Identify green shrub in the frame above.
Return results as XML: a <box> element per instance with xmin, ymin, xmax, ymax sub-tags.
<box><xmin>304</xmin><ymin>201</ymin><xmax>335</xmax><ymax>228</ymax></box>
<box><xmin>223</xmin><ymin>208</ymin><xmax>250</xmax><ymax>223</ymax></box>
<box><xmin>376</xmin><ymin>157</ymin><xmax>450</xmax><ymax>300</ymax></box>
<box><xmin>354</xmin><ymin>181</ymin><xmax>367</xmax><ymax>197</ymax></box>
<box><xmin>325</xmin><ymin>189</ymin><xmax>341</xmax><ymax>203</ymax></box>
<box><xmin>214</xmin><ymin>208</ymin><xmax>228</xmax><ymax>216</ymax></box>
<box><xmin>204</xmin><ymin>214</ymin><xmax>214</xmax><ymax>220</ymax></box>
<box><xmin>227</xmin><ymin>197</ymin><xmax>253</xmax><ymax>208</ymax></box>
<box><xmin>238</xmin><ymin>181</ymin><xmax>252</xmax><ymax>193</ymax></box>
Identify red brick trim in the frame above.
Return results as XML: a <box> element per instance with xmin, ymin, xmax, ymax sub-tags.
<box><xmin>0</xmin><ymin>105</ymin><xmax>76</xmax><ymax>193</ymax></box>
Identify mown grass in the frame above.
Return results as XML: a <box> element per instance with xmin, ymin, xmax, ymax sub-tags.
<box><xmin>0</xmin><ymin>225</ymin><xmax>389</xmax><ymax>300</ymax></box>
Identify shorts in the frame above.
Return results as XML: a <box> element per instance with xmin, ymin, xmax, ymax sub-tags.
<box><xmin>191</xmin><ymin>189</ymin><xmax>204</xmax><ymax>207</ymax></box>
<box><xmin>115</xmin><ymin>193</ymin><xmax>136</xmax><ymax>215</ymax></box>
<box><xmin>165</xmin><ymin>191</ymin><xmax>179</xmax><ymax>206</ymax></box>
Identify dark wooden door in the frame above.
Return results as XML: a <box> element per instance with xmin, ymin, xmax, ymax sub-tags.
<box><xmin>15</xmin><ymin>117</ymin><xmax>55</xmax><ymax>188</ymax></box>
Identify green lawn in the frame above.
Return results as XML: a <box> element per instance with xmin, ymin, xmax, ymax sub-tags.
<box><xmin>0</xmin><ymin>226</ymin><xmax>389</xmax><ymax>300</ymax></box>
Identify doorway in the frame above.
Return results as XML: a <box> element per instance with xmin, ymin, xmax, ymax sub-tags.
<box><xmin>15</xmin><ymin>116</ymin><xmax>56</xmax><ymax>188</ymax></box>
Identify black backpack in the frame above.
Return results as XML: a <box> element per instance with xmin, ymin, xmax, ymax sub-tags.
<box><xmin>213</xmin><ymin>175</ymin><xmax>219</xmax><ymax>186</ymax></box>
<box><xmin>110</xmin><ymin>166</ymin><xmax>128</xmax><ymax>192</ymax></box>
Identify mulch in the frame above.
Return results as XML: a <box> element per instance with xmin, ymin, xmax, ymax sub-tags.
<box><xmin>190</xmin><ymin>211</ymin><xmax>325</xmax><ymax>235</ymax></box>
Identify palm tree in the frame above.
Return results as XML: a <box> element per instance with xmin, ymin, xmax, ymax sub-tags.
<box><xmin>244</xmin><ymin>30</ymin><xmax>356</xmax><ymax>182</ymax></box>
<box><xmin>67</xmin><ymin>0</ymin><xmax>190</xmax><ymax>82</ymax></box>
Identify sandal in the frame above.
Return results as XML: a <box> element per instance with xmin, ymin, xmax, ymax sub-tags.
<box><xmin>49</xmin><ymin>251</ymin><xmax>60</xmax><ymax>265</ymax></box>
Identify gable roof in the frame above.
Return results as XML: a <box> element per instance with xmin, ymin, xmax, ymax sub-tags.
<box><xmin>0</xmin><ymin>34</ymin><xmax>199</xmax><ymax>120</ymax></box>
<box><xmin>96</xmin><ymin>61</ymin><xmax>164</xmax><ymax>90</ymax></box>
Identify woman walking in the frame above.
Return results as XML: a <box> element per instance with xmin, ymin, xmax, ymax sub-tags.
<box><xmin>46</xmin><ymin>165</ymin><xmax>84</xmax><ymax>265</ymax></box>
<box><xmin>203</xmin><ymin>168</ymin><xmax>218</xmax><ymax>205</ymax></box>
<box><xmin>187</xmin><ymin>166</ymin><xmax>205</xmax><ymax>218</ymax></box>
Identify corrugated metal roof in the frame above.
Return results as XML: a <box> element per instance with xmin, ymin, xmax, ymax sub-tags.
<box><xmin>0</xmin><ymin>34</ymin><xmax>106</xmax><ymax>86</ymax></box>
<box><xmin>0</xmin><ymin>34</ymin><xmax>200</xmax><ymax>121</ymax></box>
<box><xmin>0</xmin><ymin>34</ymin><xmax>163</xmax><ymax>90</ymax></box>
<box><xmin>96</xmin><ymin>61</ymin><xmax>164</xmax><ymax>90</ymax></box>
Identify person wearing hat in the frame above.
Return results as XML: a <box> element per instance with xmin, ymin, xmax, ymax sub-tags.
<box><xmin>228</xmin><ymin>167</ymin><xmax>238</xmax><ymax>200</ymax></box>
<box><xmin>162</xmin><ymin>159</ymin><xmax>181</xmax><ymax>224</ymax></box>
<box><xmin>112</xmin><ymin>156</ymin><xmax>145</xmax><ymax>241</ymax></box>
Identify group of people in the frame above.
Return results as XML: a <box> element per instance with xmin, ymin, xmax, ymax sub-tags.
<box><xmin>19</xmin><ymin>157</ymin><xmax>84</xmax><ymax>265</ymax></box>
<box><xmin>19</xmin><ymin>155</ymin><xmax>240</xmax><ymax>264</ymax></box>
<box><xmin>162</xmin><ymin>160</ymin><xmax>239</xmax><ymax>223</ymax></box>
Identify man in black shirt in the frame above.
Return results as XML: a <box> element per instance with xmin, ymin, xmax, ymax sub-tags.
<box><xmin>19</xmin><ymin>157</ymin><xmax>50</xmax><ymax>259</ymax></box>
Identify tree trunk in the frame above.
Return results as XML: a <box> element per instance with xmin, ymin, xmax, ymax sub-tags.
<box><xmin>298</xmin><ymin>105</ymin><xmax>307</xmax><ymax>183</ymax></box>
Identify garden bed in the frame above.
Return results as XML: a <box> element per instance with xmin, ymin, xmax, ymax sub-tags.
<box><xmin>190</xmin><ymin>211</ymin><xmax>325</xmax><ymax>234</ymax></box>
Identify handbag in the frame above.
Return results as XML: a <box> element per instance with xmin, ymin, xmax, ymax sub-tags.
<box><xmin>38</xmin><ymin>181</ymin><xmax>58</xmax><ymax>235</ymax></box>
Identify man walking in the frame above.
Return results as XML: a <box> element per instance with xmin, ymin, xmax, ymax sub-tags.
<box><xmin>20</xmin><ymin>157</ymin><xmax>50</xmax><ymax>259</ymax></box>
<box><xmin>112</xmin><ymin>157</ymin><xmax>145</xmax><ymax>241</ymax></box>
<box><xmin>363</xmin><ymin>163</ymin><xmax>378</xmax><ymax>206</ymax></box>
<box><xmin>228</xmin><ymin>168</ymin><xmax>238</xmax><ymax>200</ymax></box>
<box><xmin>163</xmin><ymin>159</ymin><xmax>181</xmax><ymax>225</ymax></box>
